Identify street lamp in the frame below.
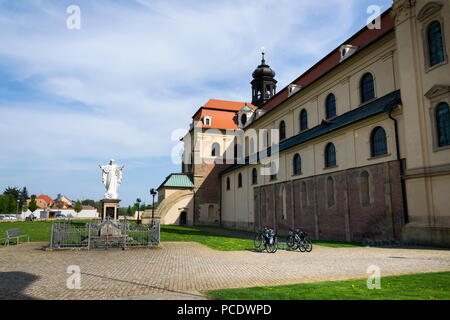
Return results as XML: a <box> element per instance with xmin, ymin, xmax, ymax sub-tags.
<box><xmin>16</xmin><ymin>200</ymin><xmax>20</xmax><ymax>218</ymax></box>
<box><xmin>150</xmin><ymin>188</ymin><xmax>157</xmax><ymax>223</ymax></box>
<box><xmin>136</xmin><ymin>198</ymin><xmax>142</xmax><ymax>225</ymax></box>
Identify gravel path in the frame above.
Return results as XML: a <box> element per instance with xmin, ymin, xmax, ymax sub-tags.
<box><xmin>0</xmin><ymin>242</ymin><xmax>449</xmax><ymax>300</ymax></box>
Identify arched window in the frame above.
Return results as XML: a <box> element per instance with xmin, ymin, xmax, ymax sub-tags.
<box><xmin>327</xmin><ymin>176</ymin><xmax>335</xmax><ymax>208</ymax></box>
<box><xmin>361</xmin><ymin>73</ymin><xmax>375</xmax><ymax>103</ymax></box>
<box><xmin>270</xmin><ymin>161</ymin><xmax>278</xmax><ymax>181</ymax></box>
<box><xmin>428</xmin><ymin>21</ymin><xmax>445</xmax><ymax>67</ymax></box>
<box><xmin>234</xmin><ymin>139</ymin><xmax>238</xmax><ymax>159</ymax></box>
<box><xmin>226</xmin><ymin>177</ymin><xmax>230</xmax><ymax>190</ymax></box>
<box><xmin>325</xmin><ymin>143</ymin><xmax>336</xmax><ymax>168</ymax></box>
<box><xmin>252</xmin><ymin>168</ymin><xmax>258</xmax><ymax>185</ymax></box>
<box><xmin>211</xmin><ymin>143</ymin><xmax>220</xmax><ymax>157</ymax></box>
<box><xmin>241</xmin><ymin>113</ymin><xmax>247</xmax><ymax>126</ymax></box>
<box><xmin>436</xmin><ymin>102</ymin><xmax>450</xmax><ymax>147</ymax></box>
<box><xmin>301</xmin><ymin>182</ymin><xmax>307</xmax><ymax>208</ymax></box>
<box><xmin>300</xmin><ymin>109</ymin><xmax>308</xmax><ymax>131</ymax></box>
<box><xmin>293</xmin><ymin>153</ymin><xmax>302</xmax><ymax>175</ymax></box>
<box><xmin>237</xmin><ymin>173</ymin><xmax>243</xmax><ymax>188</ymax></box>
<box><xmin>371</xmin><ymin>127</ymin><xmax>388</xmax><ymax>157</ymax></box>
<box><xmin>280</xmin><ymin>185</ymin><xmax>287</xmax><ymax>220</ymax></box>
<box><xmin>360</xmin><ymin>171</ymin><xmax>370</xmax><ymax>207</ymax></box>
<box><xmin>279</xmin><ymin>120</ymin><xmax>286</xmax><ymax>140</ymax></box>
<box><xmin>325</xmin><ymin>94</ymin><xmax>336</xmax><ymax>119</ymax></box>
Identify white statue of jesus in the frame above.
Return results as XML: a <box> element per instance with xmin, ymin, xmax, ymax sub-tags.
<box><xmin>99</xmin><ymin>159</ymin><xmax>124</xmax><ymax>199</ymax></box>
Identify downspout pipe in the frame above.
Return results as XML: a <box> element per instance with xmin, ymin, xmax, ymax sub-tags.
<box><xmin>388</xmin><ymin>107</ymin><xmax>409</xmax><ymax>224</ymax></box>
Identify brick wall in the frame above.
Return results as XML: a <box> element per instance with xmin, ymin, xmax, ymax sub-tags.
<box><xmin>254</xmin><ymin>160</ymin><xmax>405</xmax><ymax>241</ymax></box>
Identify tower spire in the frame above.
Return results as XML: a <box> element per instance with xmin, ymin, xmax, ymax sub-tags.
<box><xmin>251</xmin><ymin>48</ymin><xmax>277</xmax><ymax>107</ymax></box>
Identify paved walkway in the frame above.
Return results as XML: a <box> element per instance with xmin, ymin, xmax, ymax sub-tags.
<box><xmin>0</xmin><ymin>242</ymin><xmax>449</xmax><ymax>300</ymax></box>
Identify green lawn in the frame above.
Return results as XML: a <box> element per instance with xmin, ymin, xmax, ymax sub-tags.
<box><xmin>0</xmin><ymin>221</ymin><xmax>360</xmax><ymax>250</ymax></box>
<box><xmin>160</xmin><ymin>225</ymin><xmax>254</xmax><ymax>251</ymax></box>
<box><xmin>0</xmin><ymin>220</ymin><xmax>97</xmax><ymax>242</ymax></box>
<box><xmin>205</xmin><ymin>272</ymin><xmax>450</xmax><ymax>300</ymax></box>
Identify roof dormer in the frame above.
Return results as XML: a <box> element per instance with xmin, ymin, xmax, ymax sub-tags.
<box><xmin>288</xmin><ymin>84</ymin><xmax>302</xmax><ymax>97</ymax></box>
<box><xmin>339</xmin><ymin>44</ymin><xmax>359</xmax><ymax>62</ymax></box>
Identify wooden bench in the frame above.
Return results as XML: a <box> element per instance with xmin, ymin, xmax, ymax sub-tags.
<box><xmin>5</xmin><ymin>229</ymin><xmax>30</xmax><ymax>245</ymax></box>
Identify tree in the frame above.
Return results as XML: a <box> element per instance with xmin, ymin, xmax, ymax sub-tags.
<box><xmin>0</xmin><ymin>195</ymin><xmax>7</xmax><ymax>214</ymax></box>
<box><xmin>18</xmin><ymin>187</ymin><xmax>29</xmax><ymax>209</ymax></box>
<box><xmin>28</xmin><ymin>195</ymin><xmax>38</xmax><ymax>213</ymax></box>
<box><xmin>74</xmin><ymin>200</ymin><xmax>83</xmax><ymax>214</ymax></box>
<box><xmin>3</xmin><ymin>187</ymin><xmax>20</xmax><ymax>201</ymax></box>
<box><xmin>126</xmin><ymin>205</ymin><xmax>133</xmax><ymax>217</ymax></box>
<box><xmin>81</xmin><ymin>199</ymin><xmax>96</xmax><ymax>207</ymax></box>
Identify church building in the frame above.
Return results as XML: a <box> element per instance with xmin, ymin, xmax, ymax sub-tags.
<box><xmin>146</xmin><ymin>0</ymin><xmax>450</xmax><ymax>247</ymax></box>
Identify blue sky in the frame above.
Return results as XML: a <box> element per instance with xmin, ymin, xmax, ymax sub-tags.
<box><xmin>0</xmin><ymin>0</ymin><xmax>392</xmax><ymax>206</ymax></box>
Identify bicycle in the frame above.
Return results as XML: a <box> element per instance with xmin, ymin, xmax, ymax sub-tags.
<box><xmin>254</xmin><ymin>227</ymin><xmax>278</xmax><ymax>253</ymax></box>
<box><xmin>286</xmin><ymin>229</ymin><xmax>313</xmax><ymax>252</ymax></box>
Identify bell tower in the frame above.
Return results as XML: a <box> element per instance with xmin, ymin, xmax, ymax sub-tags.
<box><xmin>251</xmin><ymin>49</ymin><xmax>277</xmax><ymax>107</ymax></box>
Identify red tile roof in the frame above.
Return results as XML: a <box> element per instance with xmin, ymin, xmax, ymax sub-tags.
<box><xmin>261</xmin><ymin>9</ymin><xmax>395</xmax><ymax>113</ymax></box>
<box><xmin>202</xmin><ymin>99</ymin><xmax>255</xmax><ymax>111</ymax></box>
<box><xmin>36</xmin><ymin>195</ymin><xmax>54</xmax><ymax>205</ymax></box>
<box><xmin>191</xmin><ymin>99</ymin><xmax>255</xmax><ymax>130</ymax></box>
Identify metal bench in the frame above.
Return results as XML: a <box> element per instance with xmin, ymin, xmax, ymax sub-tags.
<box><xmin>5</xmin><ymin>229</ymin><xmax>30</xmax><ymax>245</ymax></box>
<box><xmin>0</xmin><ymin>237</ymin><xmax>8</xmax><ymax>246</ymax></box>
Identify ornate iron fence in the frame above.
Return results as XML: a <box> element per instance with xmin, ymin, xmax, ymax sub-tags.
<box><xmin>49</xmin><ymin>218</ymin><xmax>160</xmax><ymax>250</ymax></box>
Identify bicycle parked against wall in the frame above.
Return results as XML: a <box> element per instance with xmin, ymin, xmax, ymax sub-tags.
<box><xmin>254</xmin><ymin>227</ymin><xmax>278</xmax><ymax>253</ymax></box>
<box><xmin>286</xmin><ymin>229</ymin><xmax>313</xmax><ymax>252</ymax></box>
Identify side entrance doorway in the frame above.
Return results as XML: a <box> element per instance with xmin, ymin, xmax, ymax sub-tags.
<box><xmin>180</xmin><ymin>211</ymin><xmax>187</xmax><ymax>225</ymax></box>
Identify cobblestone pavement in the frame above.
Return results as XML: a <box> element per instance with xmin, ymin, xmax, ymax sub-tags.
<box><xmin>0</xmin><ymin>242</ymin><xmax>449</xmax><ymax>300</ymax></box>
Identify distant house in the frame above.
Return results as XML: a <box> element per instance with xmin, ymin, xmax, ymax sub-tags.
<box><xmin>36</xmin><ymin>195</ymin><xmax>55</xmax><ymax>208</ymax></box>
<box><xmin>53</xmin><ymin>195</ymin><xmax>73</xmax><ymax>208</ymax></box>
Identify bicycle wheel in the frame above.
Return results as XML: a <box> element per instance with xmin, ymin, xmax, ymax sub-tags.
<box><xmin>301</xmin><ymin>239</ymin><xmax>313</xmax><ymax>252</ymax></box>
<box><xmin>254</xmin><ymin>233</ymin><xmax>264</xmax><ymax>249</ymax></box>
<box><xmin>298</xmin><ymin>239</ymin><xmax>306</xmax><ymax>252</ymax></box>
<box><xmin>266</xmin><ymin>237</ymin><xmax>278</xmax><ymax>253</ymax></box>
<box><xmin>286</xmin><ymin>235</ymin><xmax>296</xmax><ymax>250</ymax></box>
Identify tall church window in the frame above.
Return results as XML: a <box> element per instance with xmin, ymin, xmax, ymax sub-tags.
<box><xmin>252</xmin><ymin>168</ymin><xmax>258</xmax><ymax>185</ymax></box>
<box><xmin>327</xmin><ymin>176</ymin><xmax>335</xmax><ymax>208</ymax></box>
<box><xmin>360</xmin><ymin>73</ymin><xmax>375</xmax><ymax>103</ymax></box>
<box><xmin>371</xmin><ymin>127</ymin><xmax>388</xmax><ymax>157</ymax></box>
<box><xmin>300</xmin><ymin>109</ymin><xmax>308</xmax><ymax>131</ymax></box>
<box><xmin>279</xmin><ymin>120</ymin><xmax>286</xmax><ymax>140</ymax></box>
<box><xmin>428</xmin><ymin>21</ymin><xmax>445</xmax><ymax>67</ymax></box>
<box><xmin>436</xmin><ymin>102</ymin><xmax>450</xmax><ymax>147</ymax></box>
<box><xmin>249</xmin><ymin>138</ymin><xmax>255</xmax><ymax>155</ymax></box>
<box><xmin>325</xmin><ymin>143</ymin><xmax>336</xmax><ymax>168</ymax></box>
<box><xmin>211</xmin><ymin>143</ymin><xmax>220</xmax><ymax>157</ymax></box>
<box><xmin>325</xmin><ymin>94</ymin><xmax>336</xmax><ymax>119</ymax></box>
<box><xmin>238</xmin><ymin>173</ymin><xmax>243</xmax><ymax>188</ymax></box>
<box><xmin>226</xmin><ymin>177</ymin><xmax>230</xmax><ymax>190</ymax></box>
<box><xmin>360</xmin><ymin>171</ymin><xmax>371</xmax><ymax>207</ymax></box>
<box><xmin>270</xmin><ymin>161</ymin><xmax>278</xmax><ymax>181</ymax></box>
<box><xmin>293</xmin><ymin>153</ymin><xmax>302</xmax><ymax>175</ymax></box>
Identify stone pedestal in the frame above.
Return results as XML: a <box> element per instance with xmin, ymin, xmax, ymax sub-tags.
<box><xmin>101</xmin><ymin>199</ymin><xmax>121</xmax><ymax>220</ymax></box>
